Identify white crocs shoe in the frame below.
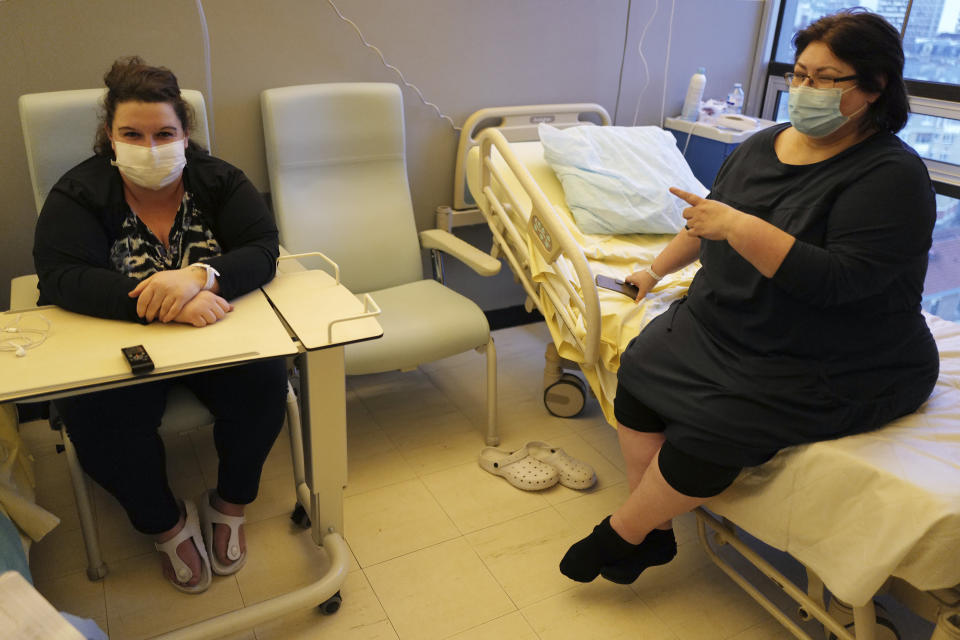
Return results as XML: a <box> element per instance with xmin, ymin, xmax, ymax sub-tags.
<box><xmin>478</xmin><ymin>446</ymin><xmax>559</xmax><ymax>491</ymax></box>
<box><xmin>526</xmin><ymin>441</ymin><xmax>597</xmax><ymax>489</ymax></box>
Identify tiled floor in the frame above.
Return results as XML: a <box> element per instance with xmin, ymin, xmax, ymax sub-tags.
<box><xmin>23</xmin><ymin>322</ymin><xmax>933</xmax><ymax>640</ymax></box>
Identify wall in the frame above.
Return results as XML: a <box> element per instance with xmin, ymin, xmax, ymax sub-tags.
<box><xmin>0</xmin><ymin>0</ymin><xmax>764</xmax><ymax>311</ymax></box>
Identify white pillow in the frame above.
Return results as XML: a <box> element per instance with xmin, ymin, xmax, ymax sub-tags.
<box><xmin>538</xmin><ymin>123</ymin><xmax>708</xmax><ymax>235</ymax></box>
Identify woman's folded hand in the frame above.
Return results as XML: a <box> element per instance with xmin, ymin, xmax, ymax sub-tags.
<box><xmin>129</xmin><ymin>267</ymin><xmax>208</xmax><ymax>322</ymax></box>
<box><xmin>172</xmin><ymin>290</ymin><xmax>233</xmax><ymax>327</ymax></box>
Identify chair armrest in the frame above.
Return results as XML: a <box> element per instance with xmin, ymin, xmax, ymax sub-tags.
<box><xmin>10</xmin><ymin>275</ymin><xmax>40</xmax><ymax>310</ymax></box>
<box><xmin>419</xmin><ymin>229</ymin><xmax>501</xmax><ymax>277</ymax></box>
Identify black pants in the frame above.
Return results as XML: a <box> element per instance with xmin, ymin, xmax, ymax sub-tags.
<box><xmin>55</xmin><ymin>358</ymin><xmax>288</xmax><ymax>534</ymax></box>
<box><xmin>614</xmin><ymin>381</ymin><xmax>741</xmax><ymax>498</ymax></box>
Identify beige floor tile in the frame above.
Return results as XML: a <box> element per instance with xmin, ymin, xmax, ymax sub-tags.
<box><xmin>727</xmin><ymin>618</ymin><xmax>796</xmax><ymax>640</ymax></box>
<box><xmin>465</xmin><ymin>507</ymin><xmax>578</xmax><ymax>607</ymax></box>
<box><xmin>419</xmin><ymin>360</ymin><xmax>490</xmax><ymax>423</ymax></box>
<box><xmin>380</xmin><ymin>408</ymin><xmax>478</xmax><ymax>452</ymax></box>
<box><xmin>235</xmin><ymin>513</ymin><xmax>337</xmax><ymax>606</ymax></box>
<box><xmin>355</xmin><ymin>374</ymin><xmax>459</xmax><ymax>422</ymax></box>
<box><xmin>552</xmin><ymin>481</ymin><xmax>631</xmax><ymax>532</ymax></box>
<box><xmin>364</xmin><ymin>538</ymin><xmax>515</xmax><ymax>640</ymax></box>
<box><xmin>28</xmin><ymin>507</ymin><xmax>90</xmax><ymax>581</ymax></box>
<box><xmin>577</xmin><ymin>423</ymin><xmax>626</xmax><ymax>472</ymax></box>
<box><xmin>346</xmin><ymin>389</ymin><xmax>383</xmax><ymax>435</ymax></box>
<box><xmin>343</xmin><ymin>479</ymin><xmax>459</xmax><ymax>567</ymax></box>
<box><xmin>398</xmin><ymin>428</ymin><xmax>490</xmax><ymax>477</ymax></box>
<box><xmin>493</xmin><ymin>397</ymin><xmax>579</xmax><ymax>449</ymax></box>
<box><xmin>635</xmin><ymin>551</ymin><xmax>771</xmax><ymax>640</ymax></box>
<box><xmin>244</xmin><ymin>471</ymin><xmax>299</xmax><ymax>524</ymax></box>
<box><xmin>33</xmin><ymin>568</ymin><xmax>108</xmax><ymax>634</ymax></box>
<box><xmin>422</xmin><ymin>462</ymin><xmax>552</xmax><ymax>534</ymax></box>
<box><xmin>345</xmin><ymin>447</ymin><xmax>418</xmax><ymax>497</ymax></box>
<box><xmin>521</xmin><ymin>581</ymin><xmax>678</xmax><ymax>640</ymax></box>
<box><xmin>32</xmin><ymin>448</ymin><xmax>77</xmax><ymax>513</ymax></box>
<box><xmin>254</xmin><ymin>571</ymin><xmax>397</xmax><ymax>640</ymax></box>
<box><xmin>348</xmin><ymin>424</ymin><xmax>399</xmax><ymax>461</ymax></box>
<box><xmin>444</xmin><ymin>611</ymin><xmax>539</xmax><ymax>640</ymax></box>
<box><xmin>102</xmin><ymin>551</ymin><xmax>245</xmax><ymax>640</ymax></box>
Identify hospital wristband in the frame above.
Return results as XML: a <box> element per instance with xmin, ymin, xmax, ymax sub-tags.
<box><xmin>643</xmin><ymin>265</ymin><xmax>663</xmax><ymax>282</ymax></box>
<box><xmin>190</xmin><ymin>262</ymin><xmax>220</xmax><ymax>291</ymax></box>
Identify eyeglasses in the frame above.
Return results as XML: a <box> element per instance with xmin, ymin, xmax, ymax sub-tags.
<box><xmin>784</xmin><ymin>71</ymin><xmax>858</xmax><ymax>89</ymax></box>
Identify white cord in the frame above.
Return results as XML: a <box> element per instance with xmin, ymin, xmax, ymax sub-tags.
<box><xmin>632</xmin><ymin>0</ymin><xmax>659</xmax><ymax>126</ymax></box>
<box><xmin>1</xmin><ymin>314</ymin><xmax>51</xmax><ymax>357</ymax></box>
<box><xmin>194</xmin><ymin>0</ymin><xmax>216</xmax><ymax>148</ymax></box>
<box><xmin>658</xmin><ymin>0</ymin><xmax>677</xmax><ymax>128</ymax></box>
<box><xmin>326</xmin><ymin>0</ymin><xmax>460</xmax><ymax>132</ymax></box>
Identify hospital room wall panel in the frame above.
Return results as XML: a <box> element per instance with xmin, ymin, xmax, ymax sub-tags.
<box><xmin>2</xmin><ymin>0</ymin><xmax>764</xmax><ymax>311</ymax></box>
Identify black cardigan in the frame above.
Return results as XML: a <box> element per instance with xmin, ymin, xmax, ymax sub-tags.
<box><xmin>33</xmin><ymin>150</ymin><xmax>279</xmax><ymax>323</ymax></box>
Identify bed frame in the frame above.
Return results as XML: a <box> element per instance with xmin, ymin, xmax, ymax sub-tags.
<box><xmin>452</xmin><ymin>103</ymin><xmax>960</xmax><ymax>640</ymax></box>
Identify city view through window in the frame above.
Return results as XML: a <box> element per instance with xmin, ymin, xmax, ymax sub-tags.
<box><xmin>774</xmin><ymin>0</ymin><xmax>960</xmax><ymax>320</ymax></box>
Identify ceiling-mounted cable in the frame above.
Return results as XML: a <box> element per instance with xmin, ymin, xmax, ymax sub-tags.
<box><xmin>326</xmin><ymin>0</ymin><xmax>460</xmax><ymax>132</ymax></box>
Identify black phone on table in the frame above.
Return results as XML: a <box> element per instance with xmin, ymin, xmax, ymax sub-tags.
<box><xmin>595</xmin><ymin>274</ymin><xmax>640</xmax><ymax>299</ymax></box>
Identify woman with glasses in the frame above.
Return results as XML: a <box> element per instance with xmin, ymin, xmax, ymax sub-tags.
<box><xmin>561</xmin><ymin>9</ymin><xmax>938</xmax><ymax>585</ymax></box>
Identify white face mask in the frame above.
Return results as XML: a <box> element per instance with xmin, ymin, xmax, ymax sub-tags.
<box><xmin>111</xmin><ymin>139</ymin><xmax>187</xmax><ymax>190</ymax></box>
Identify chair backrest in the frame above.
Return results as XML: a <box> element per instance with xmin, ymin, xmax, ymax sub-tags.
<box><xmin>19</xmin><ymin>88</ymin><xmax>210</xmax><ymax>215</ymax></box>
<box><xmin>261</xmin><ymin>82</ymin><xmax>422</xmax><ymax>293</ymax></box>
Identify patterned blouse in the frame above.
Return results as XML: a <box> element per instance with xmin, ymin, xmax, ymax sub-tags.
<box><xmin>110</xmin><ymin>191</ymin><xmax>222</xmax><ymax>279</ymax></box>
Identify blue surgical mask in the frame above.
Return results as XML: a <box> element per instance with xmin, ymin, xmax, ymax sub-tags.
<box><xmin>788</xmin><ymin>85</ymin><xmax>863</xmax><ymax>138</ymax></box>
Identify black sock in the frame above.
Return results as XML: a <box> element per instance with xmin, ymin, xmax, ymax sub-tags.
<box><xmin>559</xmin><ymin>516</ymin><xmax>647</xmax><ymax>582</ymax></box>
<box><xmin>599</xmin><ymin>527</ymin><xmax>676</xmax><ymax>584</ymax></box>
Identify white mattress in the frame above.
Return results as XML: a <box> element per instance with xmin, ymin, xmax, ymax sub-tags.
<box><xmin>469</xmin><ymin>138</ymin><xmax>960</xmax><ymax>606</ymax></box>
<box><xmin>710</xmin><ymin>313</ymin><xmax>960</xmax><ymax>605</ymax></box>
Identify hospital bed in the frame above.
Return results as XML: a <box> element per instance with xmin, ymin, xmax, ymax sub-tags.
<box><xmin>456</xmin><ymin>103</ymin><xmax>960</xmax><ymax>640</ymax></box>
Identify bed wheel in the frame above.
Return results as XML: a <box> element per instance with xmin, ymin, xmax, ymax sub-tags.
<box><xmin>291</xmin><ymin>503</ymin><xmax>311</xmax><ymax>529</ymax></box>
<box><xmin>318</xmin><ymin>591</ymin><xmax>342</xmax><ymax>615</ymax></box>
<box><xmin>544</xmin><ymin>373</ymin><xmax>586</xmax><ymax>418</ymax></box>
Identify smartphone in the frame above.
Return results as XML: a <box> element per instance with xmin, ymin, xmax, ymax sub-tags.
<box><xmin>595</xmin><ymin>274</ymin><xmax>640</xmax><ymax>299</ymax></box>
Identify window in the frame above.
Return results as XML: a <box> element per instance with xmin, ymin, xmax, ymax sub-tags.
<box><xmin>923</xmin><ymin>191</ymin><xmax>960</xmax><ymax>321</ymax></box>
<box><xmin>760</xmin><ymin>1</ymin><xmax>960</xmax><ymax>322</ymax></box>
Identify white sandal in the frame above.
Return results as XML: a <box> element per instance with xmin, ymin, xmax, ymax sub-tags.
<box><xmin>478</xmin><ymin>446</ymin><xmax>559</xmax><ymax>491</ymax></box>
<box><xmin>198</xmin><ymin>490</ymin><xmax>247</xmax><ymax>576</ymax></box>
<box><xmin>526</xmin><ymin>441</ymin><xmax>597</xmax><ymax>489</ymax></box>
<box><xmin>154</xmin><ymin>499</ymin><xmax>212</xmax><ymax>594</ymax></box>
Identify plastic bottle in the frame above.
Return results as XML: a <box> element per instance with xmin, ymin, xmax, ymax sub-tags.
<box><xmin>681</xmin><ymin>67</ymin><xmax>707</xmax><ymax>121</ymax></box>
<box><xmin>726</xmin><ymin>83</ymin><xmax>745</xmax><ymax>114</ymax></box>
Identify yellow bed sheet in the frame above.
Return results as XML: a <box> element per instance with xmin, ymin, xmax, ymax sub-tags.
<box><xmin>467</xmin><ymin>141</ymin><xmax>698</xmax><ymax>424</ymax></box>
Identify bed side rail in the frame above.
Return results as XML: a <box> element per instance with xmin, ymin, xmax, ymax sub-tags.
<box><xmin>475</xmin><ymin>127</ymin><xmax>601</xmax><ymax>367</ymax></box>
<box><xmin>454</xmin><ymin>103</ymin><xmax>611</xmax><ymax>211</ymax></box>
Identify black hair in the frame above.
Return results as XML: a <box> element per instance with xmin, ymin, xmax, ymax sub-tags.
<box><xmin>793</xmin><ymin>8</ymin><xmax>909</xmax><ymax>133</ymax></box>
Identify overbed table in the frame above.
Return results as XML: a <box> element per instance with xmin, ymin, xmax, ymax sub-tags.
<box><xmin>0</xmin><ymin>266</ymin><xmax>382</xmax><ymax>640</ymax></box>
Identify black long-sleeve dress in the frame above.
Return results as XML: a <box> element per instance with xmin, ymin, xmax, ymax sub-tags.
<box><xmin>617</xmin><ymin>123</ymin><xmax>940</xmax><ymax>467</ymax></box>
